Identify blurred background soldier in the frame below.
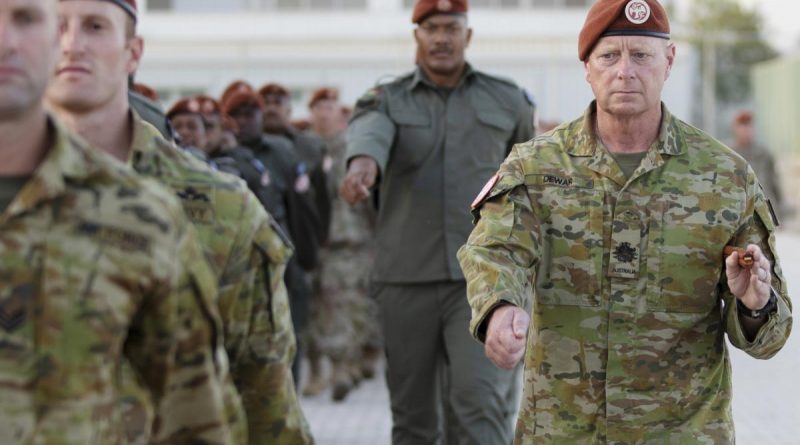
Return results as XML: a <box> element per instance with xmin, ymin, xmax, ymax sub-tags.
<box><xmin>0</xmin><ymin>0</ymin><xmax>230</xmax><ymax>442</ymax></box>
<box><xmin>730</xmin><ymin>110</ymin><xmax>786</xmax><ymax>221</ymax></box>
<box><xmin>166</xmin><ymin>97</ymin><xmax>210</xmax><ymax>161</ymax></box>
<box><xmin>259</xmin><ymin>82</ymin><xmax>332</xmax><ymax>245</ymax></box>
<box><xmin>223</xmin><ymin>83</ymin><xmax>323</xmax><ymax>385</ymax></box>
<box><xmin>340</xmin><ymin>0</ymin><xmax>536</xmax><ymax>443</ymax></box>
<box><xmin>304</xmin><ymin>88</ymin><xmax>381</xmax><ymax>401</ymax></box>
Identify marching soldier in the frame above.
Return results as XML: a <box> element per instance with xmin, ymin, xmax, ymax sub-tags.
<box><xmin>45</xmin><ymin>1</ymin><xmax>312</xmax><ymax>443</ymax></box>
<box><xmin>340</xmin><ymin>0</ymin><xmax>535</xmax><ymax>443</ymax></box>
<box><xmin>0</xmin><ymin>0</ymin><xmax>231</xmax><ymax>442</ymax></box>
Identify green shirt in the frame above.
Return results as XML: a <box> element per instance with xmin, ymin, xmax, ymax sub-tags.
<box><xmin>459</xmin><ymin>102</ymin><xmax>792</xmax><ymax>444</ymax></box>
<box><xmin>347</xmin><ymin>64</ymin><xmax>535</xmax><ymax>283</ymax></box>
<box><xmin>609</xmin><ymin>150</ymin><xmax>648</xmax><ymax>179</ymax></box>
<box><xmin>0</xmin><ymin>175</ymin><xmax>29</xmax><ymax>213</ymax></box>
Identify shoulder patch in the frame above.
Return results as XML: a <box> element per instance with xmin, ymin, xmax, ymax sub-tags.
<box><xmin>471</xmin><ymin>174</ymin><xmax>500</xmax><ymax>210</ymax></box>
<box><xmin>355</xmin><ymin>87</ymin><xmax>383</xmax><ymax>110</ymax></box>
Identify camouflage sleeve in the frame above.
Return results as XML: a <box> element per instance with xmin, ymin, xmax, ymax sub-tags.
<box><xmin>457</xmin><ymin>148</ymin><xmax>539</xmax><ymax>343</ymax></box>
<box><xmin>235</xmin><ymin>207</ymin><xmax>314</xmax><ymax>444</ymax></box>
<box><xmin>127</xmin><ymin>224</ymin><xmax>233</xmax><ymax>444</ymax></box>
<box><xmin>346</xmin><ymin>86</ymin><xmax>395</xmax><ymax>175</ymax></box>
<box><xmin>722</xmin><ymin>168</ymin><xmax>793</xmax><ymax>359</ymax></box>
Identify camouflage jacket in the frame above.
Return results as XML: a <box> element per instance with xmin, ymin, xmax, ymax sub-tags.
<box><xmin>458</xmin><ymin>103</ymin><xmax>793</xmax><ymax>445</ymax></box>
<box><xmin>0</xmin><ymin>119</ymin><xmax>230</xmax><ymax>444</ymax></box>
<box><xmin>319</xmin><ymin>131</ymin><xmax>375</xmax><ymax>247</ymax></box>
<box><xmin>128</xmin><ymin>114</ymin><xmax>313</xmax><ymax>445</ymax></box>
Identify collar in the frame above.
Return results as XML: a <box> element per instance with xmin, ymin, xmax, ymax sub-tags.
<box><xmin>4</xmin><ymin>116</ymin><xmax>101</xmax><ymax>219</ymax></box>
<box><xmin>129</xmin><ymin>109</ymin><xmax>168</xmax><ymax>161</ymax></box>
<box><xmin>566</xmin><ymin>101</ymin><xmax>685</xmax><ymax>157</ymax></box>
<box><xmin>407</xmin><ymin>62</ymin><xmax>476</xmax><ymax>91</ymax></box>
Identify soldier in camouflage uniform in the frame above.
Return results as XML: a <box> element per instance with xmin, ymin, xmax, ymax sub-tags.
<box><xmin>0</xmin><ymin>0</ymin><xmax>231</xmax><ymax>442</ymax></box>
<box><xmin>46</xmin><ymin>1</ymin><xmax>313</xmax><ymax>443</ymax></box>
<box><xmin>304</xmin><ymin>88</ymin><xmax>381</xmax><ymax>401</ymax></box>
<box><xmin>730</xmin><ymin>110</ymin><xmax>785</xmax><ymax>221</ymax></box>
<box><xmin>458</xmin><ymin>1</ymin><xmax>793</xmax><ymax>444</ymax></box>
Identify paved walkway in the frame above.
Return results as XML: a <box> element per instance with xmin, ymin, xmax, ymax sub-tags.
<box><xmin>301</xmin><ymin>231</ymin><xmax>800</xmax><ymax>445</ymax></box>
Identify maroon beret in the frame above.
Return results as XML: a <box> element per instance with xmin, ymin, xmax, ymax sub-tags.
<box><xmin>222</xmin><ymin>91</ymin><xmax>265</xmax><ymax>115</ymax></box>
<box><xmin>194</xmin><ymin>95</ymin><xmax>222</xmax><ymax>116</ymax></box>
<box><xmin>166</xmin><ymin>97</ymin><xmax>202</xmax><ymax>120</ymax></box>
<box><xmin>578</xmin><ymin>0</ymin><xmax>670</xmax><ymax>61</ymax></box>
<box><xmin>132</xmin><ymin>82</ymin><xmax>158</xmax><ymax>101</ymax></box>
<box><xmin>308</xmin><ymin>87</ymin><xmax>339</xmax><ymax>109</ymax></box>
<box><xmin>258</xmin><ymin>83</ymin><xmax>291</xmax><ymax>101</ymax></box>
<box><xmin>733</xmin><ymin>110</ymin><xmax>753</xmax><ymax>126</ymax></box>
<box><xmin>411</xmin><ymin>0</ymin><xmax>468</xmax><ymax>24</ymax></box>
<box><xmin>220</xmin><ymin>80</ymin><xmax>254</xmax><ymax>108</ymax></box>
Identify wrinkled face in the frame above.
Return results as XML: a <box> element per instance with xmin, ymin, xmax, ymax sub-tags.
<box><xmin>202</xmin><ymin>112</ymin><xmax>224</xmax><ymax>150</ymax></box>
<box><xmin>310</xmin><ymin>98</ymin><xmax>339</xmax><ymax>131</ymax></box>
<box><xmin>414</xmin><ymin>14</ymin><xmax>471</xmax><ymax>78</ymax></box>
<box><xmin>262</xmin><ymin>94</ymin><xmax>290</xmax><ymax>132</ymax></box>
<box><xmin>46</xmin><ymin>0</ymin><xmax>140</xmax><ymax>113</ymax></box>
<box><xmin>229</xmin><ymin>105</ymin><xmax>263</xmax><ymax>144</ymax></box>
<box><xmin>584</xmin><ymin>36</ymin><xmax>674</xmax><ymax>118</ymax></box>
<box><xmin>170</xmin><ymin>113</ymin><xmax>207</xmax><ymax>150</ymax></box>
<box><xmin>0</xmin><ymin>0</ymin><xmax>58</xmax><ymax>120</ymax></box>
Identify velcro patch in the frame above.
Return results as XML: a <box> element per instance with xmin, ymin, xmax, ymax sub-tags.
<box><xmin>77</xmin><ymin>221</ymin><xmax>151</xmax><ymax>254</ymax></box>
<box><xmin>471</xmin><ymin>174</ymin><xmax>499</xmax><ymax>210</ymax></box>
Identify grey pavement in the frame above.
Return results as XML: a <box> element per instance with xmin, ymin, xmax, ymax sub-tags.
<box><xmin>301</xmin><ymin>231</ymin><xmax>800</xmax><ymax>445</ymax></box>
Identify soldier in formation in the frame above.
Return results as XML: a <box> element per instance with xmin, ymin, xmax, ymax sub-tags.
<box><xmin>44</xmin><ymin>0</ymin><xmax>312</xmax><ymax>443</ymax></box>
<box><xmin>340</xmin><ymin>0</ymin><xmax>536</xmax><ymax>443</ymax></box>
<box><xmin>0</xmin><ymin>0</ymin><xmax>231</xmax><ymax>442</ymax></box>
<box><xmin>303</xmin><ymin>88</ymin><xmax>382</xmax><ymax>401</ymax></box>
<box><xmin>459</xmin><ymin>0</ymin><xmax>793</xmax><ymax>443</ymax></box>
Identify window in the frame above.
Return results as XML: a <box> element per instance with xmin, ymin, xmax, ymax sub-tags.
<box><xmin>147</xmin><ymin>0</ymin><xmax>367</xmax><ymax>12</ymax></box>
<box><xmin>403</xmin><ymin>0</ymin><xmax>589</xmax><ymax>8</ymax></box>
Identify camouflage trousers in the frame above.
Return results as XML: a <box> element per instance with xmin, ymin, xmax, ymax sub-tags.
<box><xmin>307</xmin><ymin>243</ymin><xmax>380</xmax><ymax>362</ymax></box>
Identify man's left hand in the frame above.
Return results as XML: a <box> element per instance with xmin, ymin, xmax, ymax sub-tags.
<box><xmin>725</xmin><ymin>244</ymin><xmax>772</xmax><ymax>310</ymax></box>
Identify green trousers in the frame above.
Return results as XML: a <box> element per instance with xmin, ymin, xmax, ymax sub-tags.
<box><xmin>377</xmin><ymin>280</ymin><xmax>519</xmax><ymax>445</ymax></box>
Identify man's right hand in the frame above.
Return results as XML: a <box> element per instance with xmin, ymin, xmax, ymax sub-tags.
<box><xmin>339</xmin><ymin>155</ymin><xmax>378</xmax><ymax>205</ymax></box>
<box><xmin>485</xmin><ymin>304</ymin><xmax>530</xmax><ymax>369</ymax></box>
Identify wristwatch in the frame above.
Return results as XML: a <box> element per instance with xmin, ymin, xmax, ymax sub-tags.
<box><xmin>737</xmin><ymin>288</ymin><xmax>778</xmax><ymax>319</ymax></box>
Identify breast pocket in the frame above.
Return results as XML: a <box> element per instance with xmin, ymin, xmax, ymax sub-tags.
<box><xmin>390</xmin><ymin>110</ymin><xmax>433</xmax><ymax>171</ymax></box>
<box><xmin>646</xmin><ymin>198</ymin><xmax>733</xmax><ymax>313</ymax></box>
<box><xmin>474</xmin><ymin>108</ymin><xmax>517</xmax><ymax>164</ymax></box>
<box><xmin>533</xmin><ymin>186</ymin><xmax>604</xmax><ymax>307</ymax></box>
<box><xmin>37</xmin><ymin>222</ymin><xmax>142</xmax><ymax>399</ymax></box>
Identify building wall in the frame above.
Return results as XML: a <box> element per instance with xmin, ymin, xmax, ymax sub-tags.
<box><xmin>137</xmin><ymin>0</ymin><xmax>694</xmax><ymax>123</ymax></box>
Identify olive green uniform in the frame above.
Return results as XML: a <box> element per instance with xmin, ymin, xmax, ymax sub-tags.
<box><xmin>347</xmin><ymin>64</ymin><xmax>535</xmax><ymax>445</ymax></box>
<box><xmin>458</xmin><ymin>103</ymin><xmax>793</xmax><ymax>444</ymax></box>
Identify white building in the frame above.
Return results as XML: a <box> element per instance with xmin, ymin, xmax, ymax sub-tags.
<box><xmin>138</xmin><ymin>0</ymin><xmax>694</xmax><ymax>124</ymax></box>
